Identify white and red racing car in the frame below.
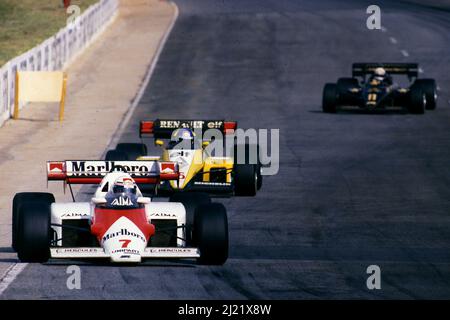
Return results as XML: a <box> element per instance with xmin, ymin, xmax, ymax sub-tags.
<box><xmin>12</xmin><ymin>160</ymin><xmax>228</xmax><ymax>265</ymax></box>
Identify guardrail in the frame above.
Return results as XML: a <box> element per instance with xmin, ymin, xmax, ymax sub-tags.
<box><xmin>0</xmin><ymin>0</ymin><xmax>119</xmax><ymax>126</ymax></box>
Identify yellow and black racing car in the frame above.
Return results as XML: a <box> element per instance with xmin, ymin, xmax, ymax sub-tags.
<box><xmin>105</xmin><ymin>119</ymin><xmax>263</xmax><ymax>198</ymax></box>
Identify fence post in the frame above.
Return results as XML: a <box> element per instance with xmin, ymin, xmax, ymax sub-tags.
<box><xmin>13</xmin><ymin>72</ymin><xmax>19</xmax><ymax>119</ymax></box>
<box><xmin>0</xmin><ymin>67</ymin><xmax>4</xmax><ymax>116</ymax></box>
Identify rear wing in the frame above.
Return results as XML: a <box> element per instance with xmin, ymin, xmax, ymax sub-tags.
<box><xmin>352</xmin><ymin>63</ymin><xmax>419</xmax><ymax>78</ymax></box>
<box><xmin>139</xmin><ymin>119</ymin><xmax>237</xmax><ymax>138</ymax></box>
<box><xmin>47</xmin><ymin>160</ymin><xmax>179</xmax><ymax>184</ymax></box>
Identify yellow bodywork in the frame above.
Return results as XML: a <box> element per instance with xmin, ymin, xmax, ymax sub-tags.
<box><xmin>167</xmin><ymin>149</ymin><xmax>203</xmax><ymax>189</ymax></box>
<box><xmin>203</xmin><ymin>157</ymin><xmax>233</xmax><ymax>183</ymax></box>
<box><xmin>138</xmin><ymin>148</ymin><xmax>233</xmax><ymax>189</ymax></box>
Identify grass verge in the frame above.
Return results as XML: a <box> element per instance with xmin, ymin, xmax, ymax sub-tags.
<box><xmin>0</xmin><ymin>0</ymin><xmax>98</xmax><ymax>67</ymax></box>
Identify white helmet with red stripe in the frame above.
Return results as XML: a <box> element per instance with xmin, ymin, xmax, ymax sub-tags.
<box><xmin>112</xmin><ymin>176</ymin><xmax>137</xmax><ymax>195</ymax></box>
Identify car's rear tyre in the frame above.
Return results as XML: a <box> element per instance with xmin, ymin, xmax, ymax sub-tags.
<box><xmin>414</xmin><ymin>79</ymin><xmax>437</xmax><ymax>110</ymax></box>
<box><xmin>169</xmin><ymin>192</ymin><xmax>211</xmax><ymax>245</ymax></box>
<box><xmin>408</xmin><ymin>85</ymin><xmax>426</xmax><ymax>114</ymax></box>
<box><xmin>16</xmin><ymin>202</ymin><xmax>52</xmax><ymax>262</ymax></box>
<box><xmin>194</xmin><ymin>203</ymin><xmax>228</xmax><ymax>265</ymax></box>
<box><xmin>116</xmin><ymin>143</ymin><xmax>148</xmax><ymax>160</ymax></box>
<box><xmin>12</xmin><ymin>192</ymin><xmax>54</xmax><ymax>251</ymax></box>
<box><xmin>105</xmin><ymin>149</ymin><xmax>128</xmax><ymax>161</ymax></box>
<box><xmin>322</xmin><ymin>83</ymin><xmax>338</xmax><ymax>113</ymax></box>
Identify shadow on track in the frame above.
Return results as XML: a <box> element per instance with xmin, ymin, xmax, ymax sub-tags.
<box><xmin>43</xmin><ymin>259</ymin><xmax>198</xmax><ymax>268</ymax></box>
<box><xmin>309</xmin><ymin>109</ymin><xmax>410</xmax><ymax>115</ymax></box>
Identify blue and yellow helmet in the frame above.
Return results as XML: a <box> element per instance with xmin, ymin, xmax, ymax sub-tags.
<box><xmin>171</xmin><ymin>128</ymin><xmax>195</xmax><ymax>142</ymax></box>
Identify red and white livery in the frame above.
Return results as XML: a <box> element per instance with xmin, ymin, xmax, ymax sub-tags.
<box><xmin>12</xmin><ymin>160</ymin><xmax>228</xmax><ymax>265</ymax></box>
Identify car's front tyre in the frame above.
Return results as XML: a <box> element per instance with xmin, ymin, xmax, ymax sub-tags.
<box><xmin>12</xmin><ymin>192</ymin><xmax>54</xmax><ymax>251</ymax></box>
<box><xmin>16</xmin><ymin>201</ymin><xmax>52</xmax><ymax>262</ymax></box>
<box><xmin>233</xmin><ymin>143</ymin><xmax>260</xmax><ymax>196</ymax></box>
<box><xmin>194</xmin><ymin>203</ymin><xmax>228</xmax><ymax>265</ymax></box>
<box><xmin>414</xmin><ymin>79</ymin><xmax>437</xmax><ymax>110</ymax></box>
<box><xmin>322</xmin><ymin>83</ymin><xmax>338</xmax><ymax>113</ymax></box>
<box><xmin>234</xmin><ymin>163</ymin><xmax>258</xmax><ymax>196</ymax></box>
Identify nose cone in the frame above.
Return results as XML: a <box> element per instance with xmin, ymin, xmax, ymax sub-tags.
<box><xmin>101</xmin><ymin>216</ymin><xmax>148</xmax><ymax>263</ymax></box>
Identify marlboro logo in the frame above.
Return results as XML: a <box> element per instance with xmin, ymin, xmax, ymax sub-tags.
<box><xmin>102</xmin><ymin>228</ymin><xmax>146</xmax><ymax>243</ymax></box>
<box><xmin>161</xmin><ymin>163</ymin><xmax>175</xmax><ymax>174</ymax></box>
<box><xmin>49</xmin><ymin>162</ymin><xmax>64</xmax><ymax>172</ymax></box>
<box><xmin>67</xmin><ymin>161</ymin><xmax>152</xmax><ymax>177</ymax></box>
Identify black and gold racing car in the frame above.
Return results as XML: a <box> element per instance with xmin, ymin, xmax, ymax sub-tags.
<box><xmin>322</xmin><ymin>63</ymin><xmax>437</xmax><ymax>114</ymax></box>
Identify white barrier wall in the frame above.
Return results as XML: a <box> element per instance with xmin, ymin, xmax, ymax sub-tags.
<box><xmin>0</xmin><ymin>0</ymin><xmax>119</xmax><ymax>126</ymax></box>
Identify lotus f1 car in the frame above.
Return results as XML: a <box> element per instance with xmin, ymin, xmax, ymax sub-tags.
<box><xmin>105</xmin><ymin>119</ymin><xmax>262</xmax><ymax>197</ymax></box>
<box><xmin>322</xmin><ymin>63</ymin><xmax>437</xmax><ymax>114</ymax></box>
<box><xmin>12</xmin><ymin>160</ymin><xmax>228</xmax><ymax>264</ymax></box>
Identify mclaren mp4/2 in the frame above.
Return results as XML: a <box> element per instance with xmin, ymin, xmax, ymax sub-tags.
<box><xmin>12</xmin><ymin>160</ymin><xmax>228</xmax><ymax>265</ymax></box>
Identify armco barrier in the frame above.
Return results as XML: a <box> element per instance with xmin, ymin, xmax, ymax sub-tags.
<box><xmin>0</xmin><ymin>0</ymin><xmax>119</xmax><ymax>126</ymax></box>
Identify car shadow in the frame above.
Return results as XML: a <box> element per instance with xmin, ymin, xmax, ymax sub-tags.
<box><xmin>43</xmin><ymin>259</ymin><xmax>197</xmax><ymax>268</ymax></box>
<box><xmin>0</xmin><ymin>247</ymin><xmax>14</xmax><ymax>253</ymax></box>
<box><xmin>0</xmin><ymin>258</ymin><xmax>19</xmax><ymax>263</ymax></box>
<box><xmin>309</xmin><ymin>108</ymin><xmax>409</xmax><ymax>115</ymax></box>
<box><xmin>0</xmin><ymin>247</ymin><xmax>197</xmax><ymax>268</ymax></box>
<box><xmin>0</xmin><ymin>247</ymin><xmax>19</xmax><ymax>263</ymax></box>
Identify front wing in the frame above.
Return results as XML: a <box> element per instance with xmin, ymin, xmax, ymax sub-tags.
<box><xmin>50</xmin><ymin>247</ymin><xmax>200</xmax><ymax>259</ymax></box>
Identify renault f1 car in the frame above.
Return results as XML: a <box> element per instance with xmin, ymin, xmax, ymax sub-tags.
<box><xmin>12</xmin><ymin>160</ymin><xmax>228</xmax><ymax>265</ymax></box>
<box><xmin>105</xmin><ymin>119</ymin><xmax>262</xmax><ymax>197</ymax></box>
<box><xmin>322</xmin><ymin>63</ymin><xmax>437</xmax><ymax>114</ymax></box>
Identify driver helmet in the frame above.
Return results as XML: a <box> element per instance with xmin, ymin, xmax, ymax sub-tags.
<box><xmin>112</xmin><ymin>176</ymin><xmax>137</xmax><ymax>195</ymax></box>
<box><xmin>374</xmin><ymin>67</ymin><xmax>386</xmax><ymax>81</ymax></box>
<box><xmin>105</xmin><ymin>176</ymin><xmax>138</xmax><ymax>208</ymax></box>
<box><xmin>170</xmin><ymin>128</ymin><xmax>196</xmax><ymax>149</ymax></box>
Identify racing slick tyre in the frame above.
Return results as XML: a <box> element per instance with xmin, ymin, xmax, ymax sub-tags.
<box><xmin>234</xmin><ymin>164</ymin><xmax>258</xmax><ymax>196</ymax></box>
<box><xmin>414</xmin><ymin>79</ymin><xmax>437</xmax><ymax>110</ymax></box>
<box><xmin>105</xmin><ymin>149</ymin><xmax>128</xmax><ymax>161</ymax></box>
<box><xmin>169</xmin><ymin>192</ymin><xmax>211</xmax><ymax>245</ymax></box>
<box><xmin>116</xmin><ymin>143</ymin><xmax>148</xmax><ymax>160</ymax></box>
<box><xmin>234</xmin><ymin>143</ymin><xmax>261</xmax><ymax>194</ymax></box>
<box><xmin>194</xmin><ymin>203</ymin><xmax>228</xmax><ymax>265</ymax></box>
<box><xmin>256</xmin><ymin>164</ymin><xmax>263</xmax><ymax>191</ymax></box>
<box><xmin>16</xmin><ymin>201</ymin><xmax>52</xmax><ymax>262</ymax></box>
<box><xmin>408</xmin><ymin>86</ymin><xmax>426</xmax><ymax>114</ymax></box>
<box><xmin>322</xmin><ymin>83</ymin><xmax>338</xmax><ymax>113</ymax></box>
<box><xmin>12</xmin><ymin>192</ymin><xmax>55</xmax><ymax>251</ymax></box>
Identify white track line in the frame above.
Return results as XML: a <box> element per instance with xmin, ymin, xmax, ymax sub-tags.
<box><xmin>0</xmin><ymin>2</ymin><xmax>180</xmax><ymax>297</ymax></box>
<box><xmin>381</xmin><ymin>26</ymin><xmax>388</xmax><ymax>32</ymax></box>
<box><xmin>400</xmin><ymin>50</ymin><xmax>409</xmax><ymax>57</ymax></box>
<box><xmin>0</xmin><ymin>263</ymin><xmax>27</xmax><ymax>296</ymax></box>
<box><xmin>104</xmin><ymin>2</ymin><xmax>180</xmax><ymax>155</ymax></box>
<box><xmin>389</xmin><ymin>37</ymin><xmax>398</xmax><ymax>44</ymax></box>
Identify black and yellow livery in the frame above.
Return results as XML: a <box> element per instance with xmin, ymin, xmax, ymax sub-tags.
<box><xmin>105</xmin><ymin>119</ymin><xmax>262</xmax><ymax>197</ymax></box>
<box><xmin>322</xmin><ymin>63</ymin><xmax>437</xmax><ymax>114</ymax></box>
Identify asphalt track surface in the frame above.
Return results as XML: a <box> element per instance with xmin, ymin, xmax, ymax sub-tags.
<box><xmin>2</xmin><ymin>0</ymin><xmax>450</xmax><ymax>299</ymax></box>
